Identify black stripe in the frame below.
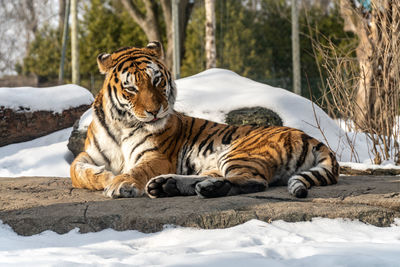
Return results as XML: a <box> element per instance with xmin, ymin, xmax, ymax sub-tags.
<box><xmin>203</xmin><ymin>140</ymin><xmax>214</xmax><ymax>156</ymax></box>
<box><xmin>298</xmin><ymin>173</ymin><xmax>315</xmax><ymax>187</ymax></box>
<box><xmin>191</xmin><ymin>120</ymin><xmax>209</xmax><ymax>146</ymax></box>
<box><xmin>94</xmin><ymin>104</ymin><xmax>119</xmax><ymax>145</ymax></box>
<box><xmin>323</xmin><ymin>167</ymin><xmax>337</xmax><ymax>184</ymax></box>
<box><xmin>224</xmin><ymin>164</ymin><xmax>267</xmax><ymax>181</ymax></box>
<box><xmin>129</xmin><ymin>133</ymin><xmax>153</xmax><ymax>159</ymax></box>
<box><xmin>114</xmin><ymin>46</ymin><xmax>132</xmax><ymax>53</ymax></box>
<box><xmin>180</xmin><ymin>117</ymin><xmax>196</xmax><ymax>162</ymax></box>
<box><xmin>108</xmin><ymin>85</ymin><xmax>125</xmax><ymax>119</ymax></box>
<box><xmin>117</xmin><ymin>57</ymin><xmax>134</xmax><ymax>72</ymax></box>
<box><xmin>267</xmin><ymin>142</ymin><xmax>284</xmax><ymax>165</ymax></box>
<box><xmin>122</xmin><ymin>127</ymin><xmax>139</xmax><ymax>142</ymax></box>
<box><xmin>311</xmin><ymin>170</ymin><xmax>327</xmax><ymax>186</ymax></box>
<box><xmin>243</xmin><ymin>125</ymin><xmax>258</xmax><ymax>136</ymax></box>
<box><xmin>277</xmin><ymin>128</ymin><xmax>290</xmax><ymax>142</ymax></box>
<box><xmin>184</xmin><ymin>154</ymin><xmax>196</xmax><ymax>175</ymax></box>
<box><xmin>217</xmin><ymin>125</ymin><xmax>231</xmax><ymax>137</ymax></box>
<box><xmin>295</xmin><ymin>134</ymin><xmax>311</xmax><ymax>171</ymax></box>
<box><xmin>314</xmin><ymin>142</ymin><xmax>324</xmax><ymax>152</ymax></box>
<box><xmin>187</xmin><ymin>117</ymin><xmax>196</xmax><ymax>140</ymax></box>
<box><xmin>329</xmin><ymin>153</ymin><xmax>339</xmax><ymax>176</ymax></box>
<box><xmin>135</xmin><ymin>147</ymin><xmax>158</xmax><ymax>163</ymax></box>
<box><xmin>238</xmin><ymin>134</ymin><xmax>264</xmax><ymax>148</ymax></box>
<box><xmin>162</xmin><ymin>135</ymin><xmax>178</xmax><ymax>154</ymax></box>
<box><xmin>170</xmin><ymin>120</ymin><xmax>184</xmax><ymax>156</ymax></box>
<box><xmin>113</xmin><ymin>86</ymin><xmax>128</xmax><ymax>108</ymax></box>
<box><xmin>198</xmin><ymin>129</ymin><xmax>219</xmax><ymax>152</ymax></box>
<box><xmin>93</xmin><ymin>135</ymin><xmax>111</xmax><ymax>167</ymax></box>
<box><xmin>222</xmin><ymin>126</ymin><xmax>238</xmax><ymax>145</ymax></box>
<box><xmin>284</xmin><ymin>132</ymin><xmax>293</xmax><ymax>168</ymax></box>
<box><xmin>220</xmin><ymin>157</ymin><xmax>266</xmax><ymax>172</ymax></box>
<box><xmin>159</xmin><ymin>135</ymin><xmax>174</xmax><ymax>151</ymax></box>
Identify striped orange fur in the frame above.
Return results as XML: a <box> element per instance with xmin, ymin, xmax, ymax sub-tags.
<box><xmin>70</xmin><ymin>42</ymin><xmax>339</xmax><ymax>199</ymax></box>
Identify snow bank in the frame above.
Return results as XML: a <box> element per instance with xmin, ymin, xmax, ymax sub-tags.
<box><xmin>0</xmin><ymin>84</ymin><xmax>94</xmax><ymax>113</ymax></box>
<box><xmin>175</xmin><ymin>69</ymin><xmax>369</xmax><ymax>162</ymax></box>
<box><xmin>0</xmin><ymin>128</ymin><xmax>73</xmax><ymax>177</ymax></box>
<box><xmin>0</xmin><ymin>218</ymin><xmax>399</xmax><ymax>266</ymax></box>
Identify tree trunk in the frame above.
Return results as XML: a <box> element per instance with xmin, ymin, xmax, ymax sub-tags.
<box><xmin>121</xmin><ymin>0</ymin><xmax>161</xmax><ymax>42</ymax></box>
<box><xmin>205</xmin><ymin>0</ymin><xmax>216</xmax><ymax>69</ymax></box>
<box><xmin>121</xmin><ymin>0</ymin><xmax>194</xmax><ymax>70</ymax></box>
<box><xmin>291</xmin><ymin>0</ymin><xmax>301</xmax><ymax>95</ymax></box>
<box><xmin>59</xmin><ymin>0</ymin><xmax>66</xmax><ymax>36</ymax></box>
<box><xmin>71</xmin><ymin>0</ymin><xmax>80</xmax><ymax>84</ymax></box>
<box><xmin>340</xmin><ymin>0</ymin><xmax>400</xmax><ymax>159</ymax></box>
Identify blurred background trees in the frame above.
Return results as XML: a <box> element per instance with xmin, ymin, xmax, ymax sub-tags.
<box><xmin>1</xmin><ymin>0</ymin><xmax>353</xmax><ymax>98</ymax></box>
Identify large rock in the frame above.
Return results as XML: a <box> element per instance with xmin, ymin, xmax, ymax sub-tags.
<box><xmin>0</xmin><ymin>105</ymin><xmax>90</xmax><ymax>147</ymax></box>
<box><xmin>0</xmin><ymin>175</ymin><xmax>399</xmax><ymax>236</ymax></box>
<box><xmin>67</xmin><ymin>120</ymin><xmax>88</xmax><ymax>157</ymax></box>
<box><xmin>225</xmin><ymin>106</ymin><xmax>283</xmax><ymax>127</ymax></box>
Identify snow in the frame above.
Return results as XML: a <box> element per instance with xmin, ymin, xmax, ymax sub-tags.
<box><xmin>0</xmin><ymin>84</ymin><xmax>94</xmax><ymax>113</ymax></box>
<box><xmin>175</xmin><ymin>69</ymin><xmax>372</xmax><ymax>162</ymax></box>
<box><xmin>0</xmin><ymin>219</ymin><xmax>399</xmax><ymax>266</ymax></box>
<box><xmin>340</xmin><ymin>161</ymin><xmax>400</xmax><ymax>171</ymax></box>
<box><xmin>0</xmin><ymin>128</ymin><xmax>73</xmax><ymax>177</ymax></box>
<box><xmin>1</xmin><ymin>69</ymin><xmax>400</xmax><ymax>265</ymax></box>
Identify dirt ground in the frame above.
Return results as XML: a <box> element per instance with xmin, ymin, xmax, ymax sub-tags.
<box><xmin>0</xmin><ymin>175</ymin><xmax>399</xmax><ymax>236</ymax></box>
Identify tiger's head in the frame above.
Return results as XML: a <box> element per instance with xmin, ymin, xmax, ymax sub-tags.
<box><xmin>97</xmin><ymin>41</ymin><xmax>177</xmax><ymax>131</ymax></box>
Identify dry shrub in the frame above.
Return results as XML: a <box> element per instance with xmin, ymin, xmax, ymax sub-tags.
<box><xmin>309</xmin><ymin>1</ymin><xmax>400</xmax><ymax>164</ymax></box>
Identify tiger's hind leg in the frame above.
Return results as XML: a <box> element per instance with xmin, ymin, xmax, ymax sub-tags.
<box><xmin>287</xmin><ymin>149</ymin><xmax>339</xmax><ymax>198</ymax></box>
<box><xmin>70</xmin><ymin>152</ymin><xmax>114</xmax><ymax>190</ymax></box>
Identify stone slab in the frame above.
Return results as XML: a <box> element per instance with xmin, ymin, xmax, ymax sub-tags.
<box><xmin>0</xmin><ymin>176</ymin><xmax>399</xmax><ymax>236</ymax></box>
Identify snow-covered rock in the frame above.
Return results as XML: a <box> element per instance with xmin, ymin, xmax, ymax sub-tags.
<box><xmin>0</xmin><ymin>85</ymin><xmax>93</xmax><ymax>147</ymax></box>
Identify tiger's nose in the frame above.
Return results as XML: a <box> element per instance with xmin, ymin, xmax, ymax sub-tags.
<box><xmin>146</xmin><ymin>109</ymin><xmax>159</xmax><ymax>116</ymax></box>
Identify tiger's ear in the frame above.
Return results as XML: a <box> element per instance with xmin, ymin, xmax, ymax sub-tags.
<box><xmin>97</xmin><ymin>53</ymin><xmax>114</xmax><ymax>74</ymax></box>
<box><xmin>146</xmin><ymin>41</ymin><xmax>164</xmax><ymax>60</ymax></box>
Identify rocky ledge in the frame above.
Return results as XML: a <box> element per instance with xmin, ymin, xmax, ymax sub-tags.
<box><xmin>0</xmin><ymin>175</ymin><xmax>399</xmax><ymax>236</ymax></box>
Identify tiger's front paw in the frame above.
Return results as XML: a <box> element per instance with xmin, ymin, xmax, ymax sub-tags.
<box><xmin>104</xmin><ymin>175</ymin><xmax>144</xmax><ymax>198</ymax></box>
<box><xmin>146</xmin><ymin>175</ymin><xmax>181</xmax><ymax>198</ymax></box>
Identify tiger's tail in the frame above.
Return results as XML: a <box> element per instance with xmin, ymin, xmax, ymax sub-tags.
<box><xmin>287</xmin><ymin>142</ymin><xmax>339</xmax><ymax>198</ymax></box>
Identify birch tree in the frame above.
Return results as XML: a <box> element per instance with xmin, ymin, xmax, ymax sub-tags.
<box><xmin>205</xmin><ymin>0</ymin><xmax>216</xmax><ymax>69</ymax></box>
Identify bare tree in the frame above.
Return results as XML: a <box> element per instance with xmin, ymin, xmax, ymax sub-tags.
<box><xmin>205</xmin><ymin>0</ymin><xmax>216</xmax><ymax>69</ymax></box>
<box><xmin>0</xmin><ymin>0</ymin><xmax>56</xmax><ymax>76</ymax></box>
<box><xmin>340</xmin><ymin>0</ymin><xmax>399</xmax><ymax>138</ymax></box>
<box><xmin>120</xmin><ymin>0</ymin><xmax>194</xmax><ymax>69</ymax></box>
<box><xmin>312</xmin><ymin>0</ymin><xmax>400</xmax><ymax>164</ymax></box>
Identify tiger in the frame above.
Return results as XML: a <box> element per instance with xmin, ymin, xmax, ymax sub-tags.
<box><xmin>70</xmin><ymin>41</ymin><xmax>339</xmax><ymax>199</ymax></box>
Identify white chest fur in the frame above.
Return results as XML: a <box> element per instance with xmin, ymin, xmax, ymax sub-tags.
<box><xmin>120</xmin><ymin>128</ymin><xmax>155</xmax><ymax>173</ymax></box>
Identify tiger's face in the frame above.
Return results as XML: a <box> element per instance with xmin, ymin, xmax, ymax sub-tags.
<box><xmin>97</xmin><ymin>42</ymin><xmax>177</xmax><ymax>131</ymax></box>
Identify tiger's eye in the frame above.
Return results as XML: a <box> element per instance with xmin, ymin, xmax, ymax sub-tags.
<box><xmin>125</xmin><ymin>86</ymin><xmax>138</xmax><ymax>94</ymax></box>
